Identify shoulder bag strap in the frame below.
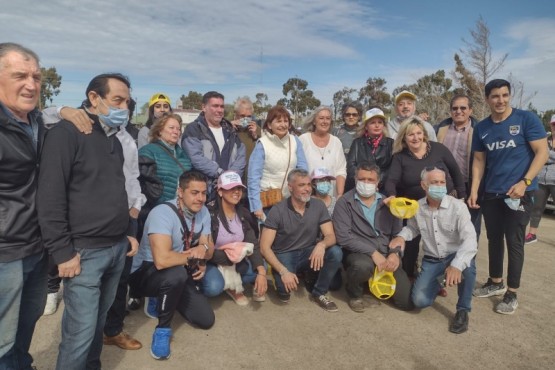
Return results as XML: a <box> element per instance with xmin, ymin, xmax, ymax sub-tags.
<box><xmin>154</xmin><ymin>142</ymin><xmax>187</xmax><ymax>172</ymax></box>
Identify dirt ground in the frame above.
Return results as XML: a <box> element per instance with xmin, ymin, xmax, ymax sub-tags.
<box><xmin>30</xmin><ymin>213</ymin><xmax>555</xmax><ymax>370</ymax></box>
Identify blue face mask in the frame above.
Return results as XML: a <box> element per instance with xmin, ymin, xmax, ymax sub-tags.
<box><xmin>504</xmin><ymin>197</ymin><xmax>521</xmax><ymax>211</ymax></box>
<box><xmin>428</xmin><ymin>185</ymin><xmax>447</xmax><ymax>201</ymax></box>
<box><xmin>98</xmin><ymin>98</ymin><xmax>129</xmax><ymax>128</ymax></box>
<box><xmin>315</xmin><ymin>181</ymin><xmax>332</xmax><ymax>196</ymax></box>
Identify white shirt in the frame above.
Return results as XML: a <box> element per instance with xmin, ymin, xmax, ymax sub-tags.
<box><xmin>397</xmin><ymin>195</ymin><xmax>477</xmax><ymax>271</ymax></box>
<box><xmin>209</xmin><ymin>126</ymin><xmax>225</xmax><ymax>154</ymax></box>
<box><xmin>298</xmin><ymin>133</ymin><xmax>347</xmax><ymax>196</ymax></box>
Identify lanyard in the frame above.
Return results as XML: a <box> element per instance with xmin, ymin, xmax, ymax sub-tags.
<box><xmin>176</xmin><ymin>199</ymin><xmax>196</xmax><ymax>250</ymax></box>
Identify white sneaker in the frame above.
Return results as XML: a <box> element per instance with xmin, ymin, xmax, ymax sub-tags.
<box><xmin>43</xmin><ymin>292</ymin><xmax>59</xmax><ymax>316</ymax></box>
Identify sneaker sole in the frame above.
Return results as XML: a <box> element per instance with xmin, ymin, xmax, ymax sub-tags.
<box><xmin>495</xmin><ymin>301</ymin><xmax>519</xmax><ymax>315</ymax></box>
<box><xmin>525</xmin><ymin>239</ymin><xmax>537</xmax><ymax>244</ymax></box>
<box><xmin>473</xmin><ymin>287</ymin><xmax>507</xmax><ymax>298</ymax></box>
<box><xmin>150</xmin><ymin>349</ymin><xmax>170</xmax><ymax>360</ymax></box>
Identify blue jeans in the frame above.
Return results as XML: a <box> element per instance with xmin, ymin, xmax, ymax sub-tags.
<box><xmin>201</xmin><ymin>260</ymin><xmax>259</xmax><ymax>297</ymax></box>
<box><xmin>272</xmin><ymin>245</ymin><xmax>342</xmax><ymax>297</ymax></box>
<box><xmin>412</xmin><ymin>254</ymin><xmax>476</xmax><ymax>312</ymax></box>
<box><xmin>0</xmin><ymin>251</ymin><xmax>47</xmax><ymax>370</ymax></box>
<box><xmin>56</xmin><ymin>238</ymin><xmax>127</xmax><ymax>370</ymax></box>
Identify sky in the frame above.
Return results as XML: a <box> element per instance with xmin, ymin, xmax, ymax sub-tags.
<box><xmin>2</xmin><ymin>0</ymin><xmax>555</xmax><ymax>114</ymax></box>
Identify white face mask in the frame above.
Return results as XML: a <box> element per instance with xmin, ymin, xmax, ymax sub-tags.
<box><xmin>356</xmin><ymin>182</ymin><xmax>376</xmax><ymax>198</ymax></box>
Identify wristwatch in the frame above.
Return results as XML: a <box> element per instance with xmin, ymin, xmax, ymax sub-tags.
<box><xmin>522</xmin><ymin>178</ymin><xmax>532</xmax><ymax>186</ymax></box>
<box><xmin>388</xmin><ymin>246</ymin><xmax>403</xmax><ymax>258</ymax></box>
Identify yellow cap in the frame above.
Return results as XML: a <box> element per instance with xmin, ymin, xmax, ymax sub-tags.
<box><xmin>368</xmin><ymin>267</ymin><xmax>396</xmax><ymax>300</ymax></box>
<box><xmin>148</xmin><ymin>93</ymin><xmax>171</xmax><ymax>108</ymax></box>
<box><xmin>389</xmin><ymin>197</ymin><xmax>419</xmax><ymax>219</ymax></box>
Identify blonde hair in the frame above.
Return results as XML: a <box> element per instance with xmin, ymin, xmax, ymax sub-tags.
<box><xmin>149</xmin><ymin>113</ymin><xmax>183</xmax><ymax>143</ymax></box>
<box><xmin>356</xmin><ymin>116</ymin><xmax>388</xmax><ymax>138</ymax></box>
<box><xmin>392</xmin><ymin>115</ymin><xmax>429</xmax><ymax>154</ymax></box>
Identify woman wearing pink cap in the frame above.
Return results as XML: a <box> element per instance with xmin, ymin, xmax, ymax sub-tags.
<box><xmin>202</xmin><ymin>171</ymin><xmax>268</xmax><ymax>304</ymax></box>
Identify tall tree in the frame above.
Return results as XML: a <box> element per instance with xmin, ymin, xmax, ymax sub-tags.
<box><xmin>358</xmin><ymin>77</ymin><xmax>391</xmax><ymax>113</ymax></box>
<box><xmin>412</xmin><ymin>70</ymin><xmax>453</xmax><ymax>123</ymax></box>
<box><xmin>40</xmin><ymin>66</ymin><xmax>62</xmax><ymax>108</ymax></box>
<box><xmin>253</xmin><ymin>92</ymin><xmax>272</xmax><ymax>117</ymax></box>
<box><xmin>279</xmin><ymin>77</ymin><xmax>320</xmax><ymax>121</ymax></box>
<box><xmin>332</xmin><ymin>87</ymin><xmax>357</xmax><ymax>120</ymax></box>
<box><xmin>180</xmin><ymin>90</ymin><xmax>203</xmax><ymax>109</ymax></box>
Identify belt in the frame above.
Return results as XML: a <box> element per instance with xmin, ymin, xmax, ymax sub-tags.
<box><xmin>423</xmin><ymin>255</ymin><xmax>444</xmax><ymax>261</ymax></box>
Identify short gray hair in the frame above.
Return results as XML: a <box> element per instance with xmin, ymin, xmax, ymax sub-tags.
<box><xmin>420</xmin><ymin>166</ymin><xmax>446</xmax><ymax>181</ymax></box>
<box><xmin>287</xmin><ymin>168</ymin><xmax>310</xmax><ymax>184</ymax></box>
<box><xmin>234</xmin><ymin>96</ymin><xmax>253</xmax><ymax>113</ymax></box>
<box><xmin>0</xmin><ymin>43</ymin><xmax>40</xmax><ymax>70</ymax></box>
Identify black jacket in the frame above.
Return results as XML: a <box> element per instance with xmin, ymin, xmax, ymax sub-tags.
<box><xmin>346</xmin><ymin>136</ymin><xmax>394</xmax><ymax>191</ymax></box>
<box><xmin>0</xmin><ymin>107</ymin><xmax>45</xmax><ymax>262</ymax></box>
<box><xmin>37</xmin><ymin>114</ymin><xmax>130</xmax><ymax>265</ymax></box>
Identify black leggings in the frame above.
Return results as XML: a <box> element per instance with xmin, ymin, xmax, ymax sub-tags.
<box><xmin>129</xmin><ymin>263</ymin><xmax>214</xmax><ymax>329</ymax></box>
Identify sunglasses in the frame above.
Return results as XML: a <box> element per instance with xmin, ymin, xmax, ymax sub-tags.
<box><xmin>424</xmin><ymin>165</ymin><xmax>446</xmax><ymax>172</ymax></box>
<box><xmin>344</xmin><ymin>113</ymin><xmax>359</xmax><ymax>117</ymax></box>
<box><xmin>451</xmin><ymin>106</ymin><xmax>468</xmax><ymax>111</ymax></box>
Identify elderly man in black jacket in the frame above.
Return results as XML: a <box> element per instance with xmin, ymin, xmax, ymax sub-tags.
<box><xmin>0</xmin><ymin>42</ymin><xmax>48</xmax><ymax>370</ymax></box>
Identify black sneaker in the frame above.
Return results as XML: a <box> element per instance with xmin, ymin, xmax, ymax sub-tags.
<box><xmin>127</xmin><ymin>297</ymin><xmax>141</xmax><ymax>311</ymax></box>
<box><xmin>449</xmin><ymin>310</ymin><xmax>469</xmax><ymax>334</ymax></box>
<box><xmin>495</xmin><ymin>291</ymin><xmax>518</xmax><ymax>315</ymax></box>
<box><xmin>525</xmin><ymin>233</ymin><xmax>537</xmax><ymax>244</ymax></box>
<box><xmin>312</xmin><ymin>294</ymin><xmax>338</xmax><ymax>312</ymax></box>
<box><xmin>473</xmin><ymin>278</ymin><xmax>507</xmax><ymax>298</ymax></box>
<box><xmin>277</xmin><ymin>291</ymin><xmax>290</xmax><ymax>303</ymax></box>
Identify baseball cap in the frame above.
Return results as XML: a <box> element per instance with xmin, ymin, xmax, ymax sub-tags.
<box><xmin>149</xmin><ymin>93</ymin><xmax>171</xmax><ymax>108</ymax></box>
<box><xmin>363</xmin><ymin>108</ymin><xmax>386</xmax><ymax>123</ymax></box>
<box><xmin>368</xmin><ymin>267</ymin><xmax>396</xmax><ymax>300</ymax></box>
<box><xmin>217</xmin><ymin>171</ymin><xmax>246</xmax><ymax>190</ymax></box>
<box><xmin>311</xmin><ymin>167</ymin><xmax>336</xmax><ymax>180</ymax></box>
<box><xmin>395</xmin><ymin>90</ymin><xmax>417</xmax><ymax>105</ymax></box>
<box><xmin>389</xmin><ymin>197</ymin><xmax>419</xmax><ymax>219</ymax></box>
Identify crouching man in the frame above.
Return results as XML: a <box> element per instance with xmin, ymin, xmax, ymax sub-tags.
<box><xmin>390</xmin><ymin>167</ymin><xmax>477</xmax><ymax>333</ymax></box>
<box><xmin>260</xmin><ymin>169</ymin><xmax>343</xmax><ymax>311</ymax></box>
<box><xmin>333</xmin><ymin>163</ymin><xmax>413</xmax><ymax>312</ymax></box>
<box><xmin>129</xmin><ymin>171</ymin><xmax>215</xmax><ymax>360</ymax></box>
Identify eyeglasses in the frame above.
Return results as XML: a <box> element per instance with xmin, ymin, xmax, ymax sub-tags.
<box><xmin>344</xmin><ymin>113</ymin><xmax>359</xmax><ymax>117</ymax></box>
<box><xmin>451</xmin><ymin>106</ymin><xmax>468</xmax><ymax>111</ymax></box>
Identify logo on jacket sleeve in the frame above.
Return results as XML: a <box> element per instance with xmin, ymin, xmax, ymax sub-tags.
<box><xmin>509</xmin><ymin>125</ymin><xmax>520</xmax><ymax>136</ymax></box>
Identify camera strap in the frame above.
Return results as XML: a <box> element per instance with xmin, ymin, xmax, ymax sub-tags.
<box><xmin>164</xmin><ymin>201</ymin><xmax>194</xmax><ymax>250</ymax></box>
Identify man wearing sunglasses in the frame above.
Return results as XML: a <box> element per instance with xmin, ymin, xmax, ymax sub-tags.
<box><xmin>435</xmin><ymin>95</ymin><xmax>481</xmax><ymax>237</ymax></box>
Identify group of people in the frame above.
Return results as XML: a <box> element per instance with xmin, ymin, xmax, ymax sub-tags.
<box><xmin>0</xmin><ymin>41</ymin><xmax>550</xmax><ymax>369</ymax></box>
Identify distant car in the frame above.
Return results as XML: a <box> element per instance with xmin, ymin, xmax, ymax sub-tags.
<box><xmin>546</xmin><ymin>194</ymin><xmax>555</xmax><ymax>212</ymax></box>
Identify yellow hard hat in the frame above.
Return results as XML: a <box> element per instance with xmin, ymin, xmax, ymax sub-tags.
<box><xmin>148</xmin><ymin>92</ymin><xmax>171</xmax><ymax>108</ymax></box>
<box><xmin>389</xmin><ymin>197</ymin><xmax>419</xmax><ymax>219</ymax></box>
<box><xmin>368</xmin><ymin>267</ymin><xmax>396</xmax><ymax>300</ymax></box>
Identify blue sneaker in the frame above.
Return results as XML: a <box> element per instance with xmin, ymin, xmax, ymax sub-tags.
<box><xmin>151</xmin><ymin>327</ymin><xmax>172</xmax><ymax>360</ymax></box>
<box><xmin>144</xmin><ymin>297</ymin><xmax>158</xmax><ymax>319</ymax></box>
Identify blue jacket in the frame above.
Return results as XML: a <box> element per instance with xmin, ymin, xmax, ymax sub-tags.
<box><xmin>182</xmin><ymin>113</ymin><xmax>246</xmax><ymax>179</ymax></box>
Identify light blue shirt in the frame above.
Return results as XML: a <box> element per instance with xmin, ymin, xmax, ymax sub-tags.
<box><xmin>131</xmin><ymin>199</ymin><xmax>211</xmax><ymax>272</ymax></box>
<box><xmin>354</xmin><ymin>192</ymin><xmax>383</xmax><ymax>234</ymax></box>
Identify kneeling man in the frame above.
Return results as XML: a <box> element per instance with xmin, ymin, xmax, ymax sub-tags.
<box><xmin>334</xmin><ymin>163</ymin><xmax>413</xmax><ymax>312</ymax></box>
<box><xmin>129</xmin><ymin>171</ymin><xmax>215</xmax><ymax>360</ymax></box>
<box><xmin>260</xmin><ymin>169</ymin><xmax>342</xmax><ymax>311</ymax></box>
<box><xmin>390</xmin><ymin>167</ymin><xmax>477</xmax><ymax>333</ymax></box>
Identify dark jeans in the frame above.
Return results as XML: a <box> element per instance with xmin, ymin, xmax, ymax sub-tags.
<box><xmin>344</xmin><ymin>252</ymin><xmax>413</xmax><ymax>310</ymax></box>
<box><xmin>481</xmin><ymin>192</ymin><xmax>533</xmax><ymax>289</ymax></box>
<box><xmin>0</xmin><ymin>251</ymin><xmax>48</xmax><ymax>370</ymax></box>
<box><xmin>271</xmin><ymin>245</ymin><xmax>342</xmax><ymax>297</ymax></box>
<box><xmin>103</xmin><ymin>256</ymin><xmax>133</xmax><ymax>337</ymax></box>
<box><xmin>529</xmin><ymin>184</ymin><xmax>555</xmax><ymax>228</ymax></box>
<box><xmin>402</xmin><ymin>235</ymin><xmax>421</xmax><ymax>279</ymax></box>
<box><xmin>129</xmin><ymin>263</ymin><xmax>214</xmax><ymax>330</ymax></box>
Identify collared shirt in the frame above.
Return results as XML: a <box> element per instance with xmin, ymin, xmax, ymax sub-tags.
<box><xmin>397</xmin><ymin>195</ymin><xmax>477</xmax><ymax>271</ymax></box>
<box><xmin>354</xmin><ymin>192</ymin><xmax>383</xmax><ymax>234</ymax></box>
<box><xmin>0</xmin><ymin>102</ymin><xmax>40</xmax><ymax>151</ymax></box>
<box><xmin>442</xmin><ymin>120</ymin><xmax>471</xmax><ymax>181</ymax></box>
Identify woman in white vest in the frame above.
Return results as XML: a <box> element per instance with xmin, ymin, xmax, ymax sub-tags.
<box><xmin>248</xmin><ymin>106</ymin><xmax>308</xmax><ymax>221</ymax></box>
<box><xmin>299</xmin><ymin>106</ymin><xmax>347</xmax><ymax>197</ymax></box>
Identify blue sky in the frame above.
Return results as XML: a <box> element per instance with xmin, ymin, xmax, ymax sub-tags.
<box><xmin>2</xmin><ymin>0</ymin><xmax>554</xmax><ymax>114</ymax></box>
